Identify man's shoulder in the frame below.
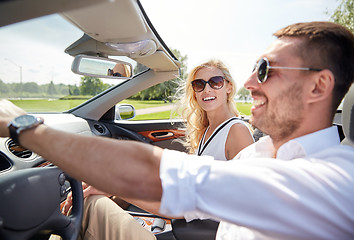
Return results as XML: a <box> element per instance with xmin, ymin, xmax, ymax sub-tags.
<box><xmin>232</xmin><ymin>136</ymin><xmax>273</xmax><ymax>160</ymax></box>
<box><xmin>312</xmin><ymin>143</ymin><xmax>354</xmax><ymax>160</ymax></box>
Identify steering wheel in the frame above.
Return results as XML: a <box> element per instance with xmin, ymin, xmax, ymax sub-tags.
<box><xmin>0</xmin><ymin>167</ymin><xmax>83</xmax><ymax>240</ymax></box>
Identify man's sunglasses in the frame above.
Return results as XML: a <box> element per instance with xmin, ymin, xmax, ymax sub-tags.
<box><xmin>253</xmin><ymin>57</ymin><xmax>322</xmax><ymax>83</ymax></box>
<box><xmin>191</xmin><ymin>76</ymin><xmax>225</xmax><ymax>92</ymax></box>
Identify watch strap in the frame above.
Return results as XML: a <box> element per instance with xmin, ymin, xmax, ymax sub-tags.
<box><xmin>9</xmin><ymin>124</ymin><xmax>20</xmax><ymax>145</ymax></box>
<box><xmin>8</xmin><ymin>115</ymin><xmax>44</xmax><ymax>146</ymax></box>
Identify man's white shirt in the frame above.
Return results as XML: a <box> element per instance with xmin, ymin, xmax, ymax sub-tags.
<box><xmin>159</xmin><ymin>126</ymin><xmax>354</xmax><ymax>239</ymax></box>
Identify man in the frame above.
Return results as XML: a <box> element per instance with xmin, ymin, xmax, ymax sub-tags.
<box><xmin>0</xmin><ymin>21</ymin><xmax>353</xmax><ymax>239</ymax></box>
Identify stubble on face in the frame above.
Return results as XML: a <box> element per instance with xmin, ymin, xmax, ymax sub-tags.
<box><xmin>250</xmin><ymin>81</ymin><xmax>304</xmax><ymax>142</ymax></box>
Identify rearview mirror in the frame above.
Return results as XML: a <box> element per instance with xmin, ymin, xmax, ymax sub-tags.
<box><xmin>71</xmin><ymin>55</ymin><xmax>133</xmax><ymax>79</ymax></box>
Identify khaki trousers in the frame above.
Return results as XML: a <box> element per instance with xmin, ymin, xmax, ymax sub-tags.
<box><xmin>50</xmin><ymin>195</ymin><xmax>156</xmax><ymax>240</ymax></box>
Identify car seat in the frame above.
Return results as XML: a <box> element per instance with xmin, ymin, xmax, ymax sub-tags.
<box><xmin>341</xmin><ymin>84</ymin><xmax>354</xmax><ymax>146</ymax></box>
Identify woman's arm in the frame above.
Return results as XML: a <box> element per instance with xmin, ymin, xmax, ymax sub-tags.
<box><xmin>225</xmin><ymin>123</ymin><xmax>254</xmax><ymax>160</ymax></box>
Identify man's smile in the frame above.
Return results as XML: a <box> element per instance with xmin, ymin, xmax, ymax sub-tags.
<box><xmin>251</xmin><ymin>98</ymin><xmax>266</xmax><ymax>112</ymax></box>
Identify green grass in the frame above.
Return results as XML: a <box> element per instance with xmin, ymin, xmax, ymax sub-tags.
<box><xmin>133</xmin><ymin>102</ymin><xmax>252</xmax><ymax>120</ymax></box>
<box><xmin>236</xmin><ymin>102</ymin><xmax>252</xmax><ymax>116</ymax></box>
<box><xmin>9</xmin><ymin>99</ymin><xmax>170</xmax><ymax>112</ymax></box>
<box><xmin>10</xmin><ymin>99</ymin><xmax>87</xmax><ymax>112</ymax></box>
<box><xmin>133</xmin><ymin>110</ymin><xmax>174</xmax><ymax>120</ymax></box>
<box><xmin>120</xmin><ymin>100</ymin><xmax>171</xmax><ymax>109</ymax></box>
<box><xmin>8</xmin><ymin>99</ymin><xmax>252</xmax><ymax>120</ymax></box>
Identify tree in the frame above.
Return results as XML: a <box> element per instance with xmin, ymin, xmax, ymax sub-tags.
<box><xmin>47</xmin><ymin>81</ymin><xmax>57</xmax><ymax>95</ymax></box>
<box><xmin>22</xmin><ymin>82</ymin><xmax>39</xmax><ymax>93</ymax></box>
<box><xmin>133</xmin><ymin>62</ymin><xmax>149</xmax><ymax>75</ymax></box>
<box><xmin>237</xmin><ymin>87</ymin><xmax>251</xmax><ymax>102</ymax></box>
<box><xmin>329</xmin><ymin>0</ymin><xmax>353</xmax><ymax>33</ymax></box>
<box><xmin>69</xmin><ymin>84</ymin><xmax>80</xmax><ymax>96</ymax></box>
<box><xmin>0</xmin><ymin>80</ymin><xmax>9</xmax><ymax>94</ymax></box>
<box><xmin>172</xmin><ymin>48</ymin><xmax>188</xmax><ymax>81</ymax></box>
<box><xmin>56</xmin><ymin>83</ymin><xmax>70</xmax><ymax>95</ymax></box>
<box><xmin>79</xmin><ymin>76</ymin><xmax>105</xmax><ymax>96</ymax></box>
<box><xmin>130</xmin><ymin>48</ymin><xmax>188</xmax><ymax>101</ymax></box>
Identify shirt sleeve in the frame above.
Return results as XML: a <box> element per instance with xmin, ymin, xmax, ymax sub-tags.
<box><xmin>159</xmin><ymin>149</ymin><xmax>215</xmax><ymax>217</ymax></box>
<box><xmin>158</xmin><ymin>148</ymin><xmax>354</xmax><ymax>239</ymax></box>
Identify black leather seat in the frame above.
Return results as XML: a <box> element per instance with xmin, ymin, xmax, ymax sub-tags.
<box><xmin>341</xmin><ymin>84</ymin><xmax>354</xmax><ymax>146</ymax></box>
<box><xmin>171</xmin><ymin>219</ymin><xmax>219</xmax><ymax>240</ymax></box>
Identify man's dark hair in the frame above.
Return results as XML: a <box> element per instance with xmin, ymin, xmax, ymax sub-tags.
<box><xmin>274</xmin><ymin>21</ymin><xmax>354</xmax><ymax>116</ymax></box>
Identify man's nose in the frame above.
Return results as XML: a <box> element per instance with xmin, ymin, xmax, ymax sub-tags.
<box><xmin>244</xmin><ymin>70</ymin><xmax>259</xmax><ymax>91</ymax></box>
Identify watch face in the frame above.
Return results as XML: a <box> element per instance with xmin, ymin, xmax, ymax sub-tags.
<box><xmin>13</xmin><ymin>115</ymin><xmax>37</xmax><ymax>128</ymax></box>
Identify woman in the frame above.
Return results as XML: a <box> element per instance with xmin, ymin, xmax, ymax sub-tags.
<box><xmin>179</xmin><ymin>59</ymin><xmax>254</xmax><ymax>160</ymax></box>
<box><xmin>178</xmin><ymin>59</ymin><xmax>254</xmax><ymax>223</ymax></box>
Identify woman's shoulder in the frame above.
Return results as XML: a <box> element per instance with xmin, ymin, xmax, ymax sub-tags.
<box><xmin>227</xmin><ymin>118</ymin><xmax>254</xmax><ymax>142</ymax></box>
<box><xmin>228</xmin><ymin>117</ymin><xmax>247</xmax><ymax>124</ymax></box>
<box><xmin>224</xmin><ymin>117</ymin><xmax>251</xmax><ymax>130</ymax></box>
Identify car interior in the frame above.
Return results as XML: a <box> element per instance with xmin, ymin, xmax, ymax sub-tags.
<box><xmin>341</xmin><ymin>85</ymin><xmax>354</xmax><ymax>147</ymax></box>
<box><xmin>0</xmin><ymin>0</ymin><xmax>352</xmax><ymax>239</ymax></box>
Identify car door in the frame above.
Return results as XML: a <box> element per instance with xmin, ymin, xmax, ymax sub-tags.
<box><xmin>115</xmin><ymin>119</ymin><xmax>186</xmax><ymax>152</ymax></box>
<box><xmin>86</xmin><ymin>113</ymin><xmax>187</xmax><ymax>153</ymax></box>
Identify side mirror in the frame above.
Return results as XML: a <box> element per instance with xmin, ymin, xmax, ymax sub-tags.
<box><xmin>71</xmin><ymin>55</ymin><xmax>133</xmax><ymax>79</ymax></box>
<box><xmin>115</xmin><ymin>104</ymin><xmax>136</xmax><ymax>120</ymax></box>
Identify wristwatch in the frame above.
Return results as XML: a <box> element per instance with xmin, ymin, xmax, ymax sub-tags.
<box><xmin>8</xmin><ymin>114</ymin><xmax>44</xmax><ymax>145</ymax></box>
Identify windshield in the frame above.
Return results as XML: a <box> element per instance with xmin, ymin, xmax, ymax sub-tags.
<box><xmin>0</xmin><ymin>14</ymin><xmax>142</xmax><ymax>113</ymax></box>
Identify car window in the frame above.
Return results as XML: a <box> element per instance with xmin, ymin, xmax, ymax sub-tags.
<box><xmin>0</xmin><ymin>14</ymin><xmax>146</xmax><ymax>113</ymax></box>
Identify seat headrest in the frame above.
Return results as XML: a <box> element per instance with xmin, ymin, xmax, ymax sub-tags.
<box><xmin>341</xmin><ymin>84</ymin><xmax>354</xmax><ymax>146</ymax></box>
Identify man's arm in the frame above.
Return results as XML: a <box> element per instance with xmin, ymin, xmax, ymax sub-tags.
<box><xmin>0</xmin><ymin>99</ymin><xmax>163</xmax><ymax>201</ymax></box>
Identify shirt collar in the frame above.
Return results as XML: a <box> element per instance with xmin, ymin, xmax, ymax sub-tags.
<box><xmin>277</xmin><ymin>126</ymin><xmax>340</xmax><ymax>160</ymax></box>
<box><xmin>254</xmin><ymin>126</ymin><xmax>340</xmax><ymax>160</ymax></box>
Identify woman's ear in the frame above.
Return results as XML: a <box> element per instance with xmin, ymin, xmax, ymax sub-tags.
<box><xmin>307</xmin><ymin>69</ymin><xmax>335</xmax><ymax>104</ymax></box>
<box><xmin>226</xmin><ymin>82</ymin><xmax>232</xmax><ymax>94</ymax></box>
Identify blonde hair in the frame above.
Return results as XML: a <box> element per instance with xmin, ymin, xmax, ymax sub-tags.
<box><xmin>178</xmin><ymin>59</ymin><xmax>239</xmax><ymax>154</ymax></box>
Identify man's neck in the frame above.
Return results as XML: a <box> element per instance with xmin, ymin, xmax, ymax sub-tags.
<box><xmin>271</xmin><ymin>122</ymin><xmax>333</xmax><ymax>156</ymax></box>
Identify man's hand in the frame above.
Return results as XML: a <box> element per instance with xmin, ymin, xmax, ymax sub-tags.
<box><xmin>61</xmin><ymin>182</ymin><xmax>110</xmax><ymax>215</ymax></box>
<box><xmin>0</xmin><ymin>99</ymin><xmax>26</xmax><ymax>137</ymax></box>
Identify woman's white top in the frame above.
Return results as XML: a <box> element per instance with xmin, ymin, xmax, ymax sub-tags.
<box><xmin>196</xmin><ymin>117</ymin><xmax>252</xmax><ymax>160</ymax></box>
<box><xmin>184</xmin><ymin>117</ymin><xmax>253</xmax><ymax>221</ymax></box>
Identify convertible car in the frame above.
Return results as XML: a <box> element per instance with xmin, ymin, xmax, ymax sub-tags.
<box><xmin>0</xmin><ymin>0</ymin><xmax>353</xmax><ymax>240</ymax></box>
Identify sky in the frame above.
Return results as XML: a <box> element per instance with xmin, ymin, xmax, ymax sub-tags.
<box><xmin>0</xmin><ymin>0</ymin><xmax>340</xmax><ymax>88</ymax></box>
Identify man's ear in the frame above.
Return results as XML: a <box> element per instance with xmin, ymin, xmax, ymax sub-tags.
<box><xmin>307</xmin><ymin>69</ymin><xmax>335</xmax><ymax>104</ymax></box>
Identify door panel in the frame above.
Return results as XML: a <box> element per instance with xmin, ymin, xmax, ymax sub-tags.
<box><xmin>87</xmin><ymin>119</ymin><xmax>187</xmax><ymax>152</ymax></box>
<box><xmin>116</xmin><ymin>119</ymin><xmax>187</xmax><ymax>152</ymax></box>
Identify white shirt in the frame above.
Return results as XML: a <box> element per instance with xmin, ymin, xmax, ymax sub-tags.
<box><xmin>159</xmin><ymin>126</ymin><xmax>354</xmax><ymax>239</ymax></box>
<box><xmin>197</xmin><ymin>118</ymin><xmax>253</xmax><ymax>160</ymax></box>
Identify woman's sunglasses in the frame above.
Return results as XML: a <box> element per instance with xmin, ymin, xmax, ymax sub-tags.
<box><xmin>191</xmin><ymin>76</ymin><xmax>225</xmax><ymax>92</ymax></box>
<box><xmin>253</xmin><ymin>57</ymin><xmax>322</xmax><ymax>83</ymax></box>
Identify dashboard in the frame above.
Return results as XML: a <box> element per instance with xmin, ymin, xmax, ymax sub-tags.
<box><xmin>0</xmin><ymin>114</ymin><xmax>92</xmax><ymax>175</ymax></box>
